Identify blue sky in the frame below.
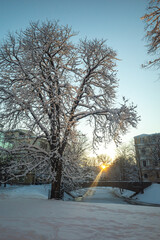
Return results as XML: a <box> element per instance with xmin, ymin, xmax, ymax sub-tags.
<box><xmin>0</xmin><ymin>0</ymin><xmax>160</xmax><ymax>154</ymax></box>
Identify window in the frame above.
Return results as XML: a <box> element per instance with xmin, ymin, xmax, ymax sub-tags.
<box><xmin>141</xmin><ymin>148</ymin><xmax>146</xmax><ymax>155</ymax></box>
<box><xmin>154</xmin><ymin>161</ymin><xmax>158</xmax><ymax>167</ymax></box>
<box><xmin>143</xmin><ymin>160</ymin><xmax>146</xmax><ymax>167</ymax></box>
<box><xmin>19</xmin><ymin>132</ymin><xmax>25</xmax><ymax>137</ymax></box>
<box><xmin>156</xmin><ymin>172</ymin><xmax>160</xmax><ymax>178</ymax></box>
<box><xmin>144</xmin><ymin>174</ymin><xmax>148</xmax><ymax>178</ymax></box>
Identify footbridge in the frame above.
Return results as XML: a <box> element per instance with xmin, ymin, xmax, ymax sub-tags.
<box><xmin>79</xmin><ymin>181</ymin><xmax>152</xmax><ymax>193</ymax></box>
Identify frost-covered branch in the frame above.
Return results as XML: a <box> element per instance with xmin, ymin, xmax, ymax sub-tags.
<box><xmin>141</xmin><ymin>0</ymin><xmax>160</xmax><ymax>68</ymax></box>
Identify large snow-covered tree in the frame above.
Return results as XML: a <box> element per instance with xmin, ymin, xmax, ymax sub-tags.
<box><xmin>0</xmin><ymin>21</ymin><xmax>139</xmax><ymax>198</ymax></box>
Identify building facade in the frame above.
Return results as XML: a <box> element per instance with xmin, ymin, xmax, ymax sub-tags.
<box><xmin>134</xmin><ymin>133</ymin><xmax>160</xmax><ymax>182</ymax></box>
<box><xmin>0</xmin><ymin>129</ymin><xmax>49</xmax><ymax>184</ymax></box>
<box><xmin>1</xmin><ymin>129</ymin><xmax>49</xmax><ymax>151</ymax></box>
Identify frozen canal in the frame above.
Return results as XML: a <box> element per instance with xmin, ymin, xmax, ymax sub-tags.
<box><xmin>78</xmin><ymin>187</ymin><xmax>128</xmax><ymax>204</ymax></box>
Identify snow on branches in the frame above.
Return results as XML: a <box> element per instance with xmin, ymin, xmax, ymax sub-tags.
<box><xmin>141</xmin><ymin>0</ymin><xmax>160</xmax><ymax>68</ymax></box>
<box><xmin>0</xmin><ymin>21</ymin><xmax>140</xmax><ymax>198</ymax></box>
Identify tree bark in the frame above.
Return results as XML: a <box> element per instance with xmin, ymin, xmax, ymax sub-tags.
<box><xmin>50</xmin><ymin>159</ymin><xmax>63</xmax><ymax>199</ymax></box>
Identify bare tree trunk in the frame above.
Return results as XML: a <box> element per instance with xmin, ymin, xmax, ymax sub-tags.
<box><xmin>50</xmin><ymin>157</ymin><xmax>63</xmax><ymax>199</ymax></box>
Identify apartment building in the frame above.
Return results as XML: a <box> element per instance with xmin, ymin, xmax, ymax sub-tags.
<box><xmin>134</xmin><ymin>133</ymin><xmax>160</xmax><ymax>182</ymax></box>
<box><xmin>1</xmin><ymin>129</ymin><xmax>49</xmax><ymax>151</ymax></box>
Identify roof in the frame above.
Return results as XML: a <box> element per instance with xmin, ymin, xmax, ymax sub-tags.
<box><xmin>134</xmin><ymin>133</ymin><xmax>160</xmax><ymax>139</ymax></box>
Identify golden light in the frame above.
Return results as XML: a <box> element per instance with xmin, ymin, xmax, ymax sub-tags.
<box><xmin>82</xmin><ymin>170</ymin><xmax>103</xmax><ymax>199</ymax></box>
<box><xmin>100</xmin><ymin>164</ymin><xmax>107</xmax><ymax>170</ymax></box>
<box><xmin>81</xmin><ymin>161</ymin><xmax>111</xmax><ymax>200</ymax></box>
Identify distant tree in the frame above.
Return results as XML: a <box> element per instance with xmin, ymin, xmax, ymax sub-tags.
<box><xmin>141</xmin><ymin>0</ymin><xmax>160</xmax><ymax>69</ymax></box>
<box><xmin>0</xmin><ymin>21</ymin><xmax>139</xmax><ymax>198</ymax></box>
<box><xmin>81</xmin><ymin>156</ymin><xmax>97</xmax><ymax>167</ymax></box>
<box><xmin>108</xmin><ymin>142</ymin><xmax>138</xmax><ymax>181</ymax></box>
<box><xmin>116</xmin><ymin>141</ymin><xmax>136</xmax><ymax>163</ymax></box>
<box><xmin>96</xmin><ymin>154</ymin><xmax>112</xmax><ymax>166</ymax></box>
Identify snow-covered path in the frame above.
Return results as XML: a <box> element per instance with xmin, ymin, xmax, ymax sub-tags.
<box><xmin>0</xmin><ymin>185</ymin><xmax>160</xmax><ymax>240</ymax></box>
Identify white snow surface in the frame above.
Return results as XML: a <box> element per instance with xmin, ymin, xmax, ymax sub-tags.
<box><xmin>112</xmin><ymin>188</ymin><xmax>135</xmax><ymax>198</ymax></box>
<box><xmin>0</xmin><ymin>184</ymin><xmax>160</xmax><ymax>240</ymax></box>
<box><xmin>112</xmin><ymin>183</ymin><xmax>160</xmax><ymax>205</ymax></box>
<box><xmin>0</xmin><ymin>184</ymin><xmax>51</xmax><ymax>200</ymax></box>
<box><xmin>132</xmin><ymin>183</ymin><xmax>160</xmax><ymax>204</ymax></box>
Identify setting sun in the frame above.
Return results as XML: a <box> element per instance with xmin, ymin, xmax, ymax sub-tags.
<box><xmin>100</xmin><ymin>164</ymin><xmax>107</xmax><ymax>170</ymax></box>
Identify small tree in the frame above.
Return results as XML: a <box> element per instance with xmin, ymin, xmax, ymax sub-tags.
<box><xmin>141</xmin><ymin>0</ymin><xmax>160</xmax><ymax>69</ymax></box>
<box><xmin>0</xmin><ymin>21</ymin><xmax>139</xmax><ymax>198</ymax></box>
<box><xmin>108</xmin><ymin>142</ymin><xmax>138</xmax><ymax>181</ymax></box>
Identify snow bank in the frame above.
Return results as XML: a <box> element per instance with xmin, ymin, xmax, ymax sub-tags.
<box><xmin>112</xmin><ymin>183</ymin><xmax>160</xmax><ymax>205</ymax></box>
<box><xmin>0</xmin><ymin>184</ymin><xmax>51</xmax><ymax>199</ymax></box>
<box><xmin>132</xmin><ymin>183</ymin><xmax>160</xmax><ymax>204</ymax></box>
<box><xmin>112</xmin><ymin>188</ymin><xmax>135</xmax><ymax>198</ymax></box>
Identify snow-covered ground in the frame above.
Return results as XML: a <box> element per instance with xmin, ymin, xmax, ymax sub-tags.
<box><xmin>0</xmin><ymin>184</ymin><xmax>160</xmax><ymax>240</ymax></box>
<box><xmin>132</xmin><ymin>183</ymin><xmax>160</xmax><ymax>204</ymax></box>
<box><xmin>0</xmin><ymin>184</ymin><xmax>51</xmax><ymax>200</ymax></box>
<box><xmin>113</xmin><ymin>183</ymin><xmax>160</xmax><ymax>205</ymax></box>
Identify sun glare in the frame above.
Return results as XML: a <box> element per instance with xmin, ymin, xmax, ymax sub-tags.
<box><xmin>88</xmin><ymin>142</ymin><xmax>116</xmax><ymax>162</ymax></box>
<box><xmin>100</xmin><ymin>164</ymin><xmax>107</xmax><ymax>170</ymax></box>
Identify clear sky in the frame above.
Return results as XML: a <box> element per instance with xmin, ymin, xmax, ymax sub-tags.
<box><xmin>0</xmin><ymin>0</ymin><xmax>160</xmax><ymax>157</ymax></box>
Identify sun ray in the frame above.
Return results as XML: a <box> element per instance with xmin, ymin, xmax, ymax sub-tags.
<box><xmin>82</xmin><ymin>162</ymin><xmax>112</xmax><ymax>198</ymax></box>
<box><xmin>83</xmin><ymin>170</ymin><xmax>103</xmax><ymax>197</ymax></box>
